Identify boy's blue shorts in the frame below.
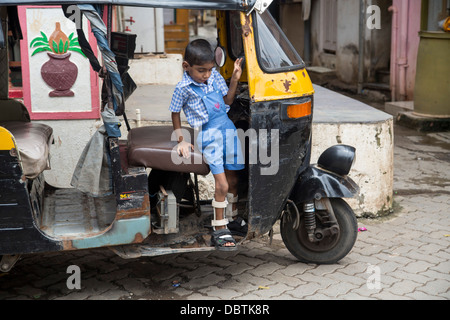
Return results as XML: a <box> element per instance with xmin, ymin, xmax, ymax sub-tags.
<box><xmin>197</xmin><ymin>127</ymin><xmax>245</xmax><ymax>175</ymax></box>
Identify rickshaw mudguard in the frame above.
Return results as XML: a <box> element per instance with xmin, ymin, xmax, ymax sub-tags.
<box><xmin>291</xmin><ymin>166</ymin><xmax>360</xmax><ymax>204</ymax></box>
<box><xmin>247</xmin><ymin>100</ymin><xmax>313</xmax><ymax>236</ymax></box>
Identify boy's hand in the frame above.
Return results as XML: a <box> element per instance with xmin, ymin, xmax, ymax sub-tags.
<box><xmin>177</xmin><ymin>140</ymin><xmax>194</xmax><ymax>159</ymax></box>
<box><xmin>223</xmin><ymin>58</ymin><xmax>244</xmax><ymax>106</ymax></box>
<box><xmin>232</xmin><ymin>58</ymin><xmax>244</xmax><ymax>81</ymax></box>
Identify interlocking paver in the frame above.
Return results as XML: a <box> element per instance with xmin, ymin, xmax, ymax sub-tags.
<box><xmin>418</xmin><ymin>279</ymin><xmax>450</xmax><ymax>296</ymax></box>
<box><xmin>198</xmin><ymin>286</ymin><xmax>242</xmax><ymax>299</ymax></box>
<box><xmin>184</xmin><ymin>273</ymin><xmax>227</xmax><ymax>290</ymax></box>
<box><xmin>286</xmin><ymin>282</ymin><xmax>321</xmax><ymax>299</ymax></box>
<box><xmin>319</xmin><ymin>280</ymin><xmax>360</xmax><ymax>297</ymax></box>
<box><xmin>403</xmin><ymin>260</ymin><xmax>434</xmax><ymax>274</ymax></box>
<box><xmin>252</xmin><ymin>283</ymin><xmax>294</xmax><ymax>299</ymax></box>
<box><xmin>386</xmin><ymin>279</ymin><xmax>422</xmax><ymax>296</ymax></box>
<box><xmin>248</xmin><ymin>262</ymin><xmax>285</xmax><ymax>278</ymax></box>
<box><xmin>222</xmin><ymin>263</ymin><xmax>255</xmax><ymax>276</ymax></box>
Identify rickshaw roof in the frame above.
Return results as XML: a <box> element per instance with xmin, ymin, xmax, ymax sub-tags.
<box><xmin>0</xmin><ymin>0</ymin><xmax>255</xmax><ymax>12</ymax></box>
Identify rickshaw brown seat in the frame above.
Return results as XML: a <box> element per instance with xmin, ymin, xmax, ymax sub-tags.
<box><xmin>0</xmin><ymin>121</ymin><xmax>53</xmax><ymax>179</ymax></box>
<box><xmin>127</xmin><ymin>126</ymin><xmax>210</xmax><ymax>175</ymax></box>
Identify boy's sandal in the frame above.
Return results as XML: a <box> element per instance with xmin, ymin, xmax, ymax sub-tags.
<box><xmin>211</xmin><ymin>228</ymin><xmax>238</xmax><ymax>252</ymax></box>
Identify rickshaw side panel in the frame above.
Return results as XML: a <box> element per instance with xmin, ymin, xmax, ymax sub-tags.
<box><xmin>229</xmin><ymin>10</ymin><xmax>315</xmax><ymax>235</ymax></box>
<box><xmin>248</xmin><ymin>99</ymin><xmax>312</xmax><ymax>235</ymax></box>
<box><xmin>0</xmin><ymin>147</ymin><xmax>62</xmax><ymax>255</ymax></box>
<box><xmin>109</xmin><ymin>138</ymin><xmax>150</xmax><ymax>220</ymax></box>
<box><xmin>61</xmin><ymin>138</ymin><xmax>152</xmax><ymax>251</ymax></box>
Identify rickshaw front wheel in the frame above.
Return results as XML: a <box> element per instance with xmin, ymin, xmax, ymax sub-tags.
<box><xmin>281</xmin><ymin>198</ymin><xmax>358</xmax><ymax>264</ymax></box>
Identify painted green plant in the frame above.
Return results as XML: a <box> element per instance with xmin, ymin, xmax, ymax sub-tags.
<box><xmin>30</xmin><ymin>30</ymin><xmax>86</xmax><ymax>57</ymax></box>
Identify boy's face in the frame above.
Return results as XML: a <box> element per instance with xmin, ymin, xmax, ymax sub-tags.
<box><xmin>183</xmin><ymin>61</ymin><xmax>215</xmax><ymax>84</ymax></box>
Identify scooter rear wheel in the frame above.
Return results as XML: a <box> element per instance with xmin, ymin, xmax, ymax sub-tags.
<box><xmin>281</xmin><ymin>198</ymin><xmax>358</xmax><ymax>264</ymax></box>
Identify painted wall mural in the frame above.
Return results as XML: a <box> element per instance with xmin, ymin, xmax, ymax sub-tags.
<box><xmin>19</xmin><ymin>6</ymin><xmax>100</xmax><ymax>120</ymax></box>
<box><xmin>30</xmin><ymin>22</ymin><xmax>86</xmax><ymax>97</ymax></box>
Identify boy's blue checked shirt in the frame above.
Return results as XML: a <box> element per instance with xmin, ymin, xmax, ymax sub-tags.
<box><xmin>169</xmin><ymin>69</ymin><xmax>230</xmax><ymax>128</ymax></box>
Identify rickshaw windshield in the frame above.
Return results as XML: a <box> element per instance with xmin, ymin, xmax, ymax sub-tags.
<box><xmin>253</xmin><ymin>11</ymin><xmax>305</xmax><ymax>73</ymax></box>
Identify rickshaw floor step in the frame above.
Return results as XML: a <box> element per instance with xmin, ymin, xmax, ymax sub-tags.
<box><xmin>39</xmin><ymin>188</ymin><xmax>116</xmax><ymax>238</ymax></box>
<box><xmin>110</xmin><ymin>245</ymin><xmax>216</xmax><ymax>259</ymax></box>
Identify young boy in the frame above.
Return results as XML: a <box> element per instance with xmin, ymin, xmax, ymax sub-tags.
<box><xmin>169</xmin><ymin>39</ymin><xmax>244</xmax><ymax>251</ymax></box>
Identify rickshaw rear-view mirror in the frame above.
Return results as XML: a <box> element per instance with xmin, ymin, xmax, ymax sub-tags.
<box><xmin>215</xmin><ymin>46</ymin><xmax>226</xmax><ymax>67</ymax></box>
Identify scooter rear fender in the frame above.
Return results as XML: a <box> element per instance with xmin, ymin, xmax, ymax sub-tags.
<box><xmin>292</xmin><ymin>166</ymin><xmax>360</xmax><ymax>203</ymax></box>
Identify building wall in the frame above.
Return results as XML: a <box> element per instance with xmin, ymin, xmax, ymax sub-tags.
<box><xmin>335</xmin><ymin>0</ymin><xmax>361</xmax><ymax>84</ymax></box>
<box><xmin>279</xmin><ymin>2</ymin><xmax>305</xmax><ymax>57</ymax></box>
<box><xmin>367</xmin><ymin>0</ymin><xmax>392</xmax><ymax>82</ymax></box>
<box><xmin>390</xmin><ymin>0</ymin><xmax>421</xmax><ymax>101</ymax></box>
<box><xmin>310</xmin><ymin>0</ymin><xmax>393</xmax><ymax>86</ymax></box>
<box><xmin>310</xmin><ymin>0</ymin><xmax>337</xmax><ymax>69</ymax></box>
<box><xmin>116</xmin><ymin>6</ymin><xmax>165</xmax><ymax>53</ymax></box>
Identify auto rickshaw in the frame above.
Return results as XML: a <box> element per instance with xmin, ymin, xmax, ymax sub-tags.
<box><xmin>0</xmin><ymin>0</ymin><xmax>359</xmax><ymax>272</ymax></box>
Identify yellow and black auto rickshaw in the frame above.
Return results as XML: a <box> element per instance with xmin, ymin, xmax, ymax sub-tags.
<box><xmin>0</xmin><ymin>0</ymin><xmax>359</xmax><ymax>272</ymax></box>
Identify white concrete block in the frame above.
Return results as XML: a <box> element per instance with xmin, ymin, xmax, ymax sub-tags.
<box><xmin>128</xmin><ymin>54</ymin><xmax>183</xmax><ymax>85</ymax></box>
<box><xmin>311</xmin><ymin>119</ymin><xmax>394</xmax><ymax>217</ymax></box>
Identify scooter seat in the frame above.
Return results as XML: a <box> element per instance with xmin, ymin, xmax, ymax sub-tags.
<box><xmin>0</xmin><ymin>121</ymin><xmax>53</xmax><ymax>179</ymax></box>
<box><xmin>127</xmin><ymin>126</ymin><xmax>210</xmax><ymax>175</ymax></box>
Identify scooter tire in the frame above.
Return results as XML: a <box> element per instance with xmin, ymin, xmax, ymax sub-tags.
<box><xmin>281</xmin><ymin>198</ymin><xmax>358</xmax><ymax>264</ymax></box>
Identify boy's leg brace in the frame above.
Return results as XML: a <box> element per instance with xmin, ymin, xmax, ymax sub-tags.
<box><xmin>226</xmin><ymin>193</ymin><xmax>238</xmax><ymax>220</ymax></box>
<box><xmin>211</xmin><ymin>198</ymin><xmax>229</xmax><ymax>230</ymax></box>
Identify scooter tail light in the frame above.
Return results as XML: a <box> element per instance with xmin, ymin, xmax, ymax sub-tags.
<box><xmin>286</xmin><ymin>101</ymin><xmax>312</xmax><ymax>119</ymax></box>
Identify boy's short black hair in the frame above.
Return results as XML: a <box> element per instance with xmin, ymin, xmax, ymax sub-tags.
<box><xmin>184</xmin><ymin>39</ymin><xmax>215</xmax><ymax>66</ymax></box>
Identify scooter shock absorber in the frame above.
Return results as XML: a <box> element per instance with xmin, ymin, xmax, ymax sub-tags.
<box><xmin>303</xmin><ymin>202</ymin><xmax>316</xmax><ymax>242</ymax></box>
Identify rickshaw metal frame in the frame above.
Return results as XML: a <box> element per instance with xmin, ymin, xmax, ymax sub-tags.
<box><xmin>0</xmin><ymin>0</ymin><xmax>259</xmax><ymax>13</ymax></box>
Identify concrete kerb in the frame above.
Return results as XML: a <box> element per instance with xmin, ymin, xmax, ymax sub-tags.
<box><xmin>311</xmin><ymin>85</ymin><xmax>394</xmax><ymax>217</ymax></box>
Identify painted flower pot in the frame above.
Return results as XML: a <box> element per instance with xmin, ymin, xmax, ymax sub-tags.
<box><xmin>41</xmin><ymin>52</ymin><xmax>78</xmax><ymax>97</ymax></box>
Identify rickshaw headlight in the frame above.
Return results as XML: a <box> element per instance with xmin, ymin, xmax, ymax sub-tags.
<box><xmin>317</xmin><ymin>145</ymin><xmax>356</xmax><ymax>176</ymax></box>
